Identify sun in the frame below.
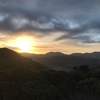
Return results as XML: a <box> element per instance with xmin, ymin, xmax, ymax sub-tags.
<box><xmin>17</xmin><ymin>40</ymin><xmax>32</xmax><ymax>53</ymax></box>
<box><xmin>15</xmin><ymin>36</ymin><xmax>34</xmax><ymax>53</ymax></box>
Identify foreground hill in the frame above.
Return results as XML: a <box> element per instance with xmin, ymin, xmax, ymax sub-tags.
<box><xmin>0</xmin><ymin>48</ymin><xmax>46</xmax><ymax>80</ymax></box>
<box><xmin>23</xmin><ymin>52</ymin><xmax>100</xmax><ymax>71</ymax></box>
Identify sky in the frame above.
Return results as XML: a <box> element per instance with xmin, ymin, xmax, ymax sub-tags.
<box><xmin>0</xmin><ymin>0</ymin><xmax>100</xmax><ymax>54</ymax></box>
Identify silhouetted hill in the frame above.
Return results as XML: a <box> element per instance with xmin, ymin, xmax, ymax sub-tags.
<box><xmin>0</xmin><ymin>48</ymin><xmax>46</xmax><ymax>80</ymax></box>
<box><xmin>23</xmin><ymin>52</ymin><xmax>100</xmax><ymax>71</ymax></box>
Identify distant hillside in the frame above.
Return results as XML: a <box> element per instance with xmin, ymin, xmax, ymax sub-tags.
<box><xmin>22</xmin><ymin>52</ymin><xmax>100</xmax><ymax>71</ymax></box>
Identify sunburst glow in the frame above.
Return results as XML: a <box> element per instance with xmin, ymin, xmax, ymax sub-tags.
<box><xmin>15</xmin><ymin>36</ymin><xmax>34</xmax><ymax>53</ymax></box>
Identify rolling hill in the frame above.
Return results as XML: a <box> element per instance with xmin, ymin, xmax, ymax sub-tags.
<box><xmin>23</xmin><ymin>52</ymin><xmax>100</xmax><ymax>71</ymax></box>
<box><xmin>0</xmin><ymin>48</ymin><xmax>46</xmax><ymax>80</ymax></box>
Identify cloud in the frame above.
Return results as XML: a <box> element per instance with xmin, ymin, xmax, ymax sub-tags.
<box><xmin>0</xmin><ymin>0</ymin><xmax>99</xmax><ymax>44</ymax></box>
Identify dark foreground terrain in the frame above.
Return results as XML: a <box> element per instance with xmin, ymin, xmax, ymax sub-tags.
<box><xmin>0</xmin><ymin>48</ymin><xmax>100</xmax><ymax>100</ymax></box>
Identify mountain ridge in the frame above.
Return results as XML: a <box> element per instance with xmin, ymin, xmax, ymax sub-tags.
<box><xmin>22</xmin><ymin>51</ymin><xmax>100</xmax><ymax>71</ymax></box>
<box><xmin>0</xmin><ymin>48</ymin><xmax>46</xmax><ymax>80</ymax></box>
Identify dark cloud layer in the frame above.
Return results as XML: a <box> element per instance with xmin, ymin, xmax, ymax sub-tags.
<box><xmin>0</xmin><ymin>0</ymin><xmax>100</xmax><ymax>43</ymax></box>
